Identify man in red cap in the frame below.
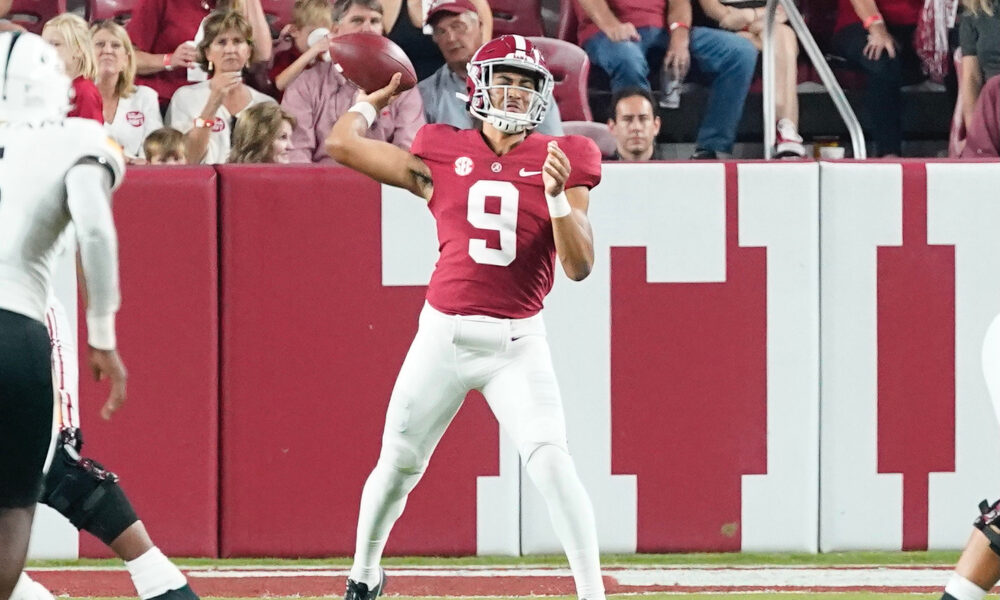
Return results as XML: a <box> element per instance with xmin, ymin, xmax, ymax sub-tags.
<box><xmin>416</xmin><ymin>0</ymin><xmax>564</xmax><ymax>134</ymax></box>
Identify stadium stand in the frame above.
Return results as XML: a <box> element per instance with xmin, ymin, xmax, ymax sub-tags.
<box><xmin>551</xmin><ymin>0</ymin><xmax>950</xmax><ymax>156</ymax></box>
<box><xmin>7</xmin><ymin>0</ymin><xmax>66</xmax><ymax>33</ymax></box>
<box><xmin>85</xmin><ymin>0</ymin><xmax>133</xmax><ymax>25</ymax></box>
<box><xmin>7</xmin><ymin>0</ymin><xmax>952</xmax><ymax>157</ymax></box>
<box><xmin>261</xmin><ymin>0</ymin><xmax>293</xmax><ymax>39</ymax></box>
<box><xmin>529</xmin><ymin>36</ymin><xmax>592</xmax><ymax>121</ymax></box>
<box><xmin>527</xmin><ymin>35</ymin><xmax>616</xmax><ymax>158</ymax></box>
<box><xmin>489</xmin><ymin>0</ymin><xmax>545</xmax><ymax>37</ymax></box>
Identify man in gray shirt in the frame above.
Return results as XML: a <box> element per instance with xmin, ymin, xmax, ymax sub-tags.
<box><xmin>417</xmin><ymin>0</ymin><xmax>563</xmax><ymax>134</ymax></box>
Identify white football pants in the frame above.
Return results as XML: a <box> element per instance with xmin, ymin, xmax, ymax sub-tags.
<box><xmin>351</xmin><ymin>302</ymin><xmax>604</xmax><ymax>600</ymax></box>
<box><xmin>983</xmin><ymin>313</ymin><xmax>1000</xmax><ymax>421</ymax></box>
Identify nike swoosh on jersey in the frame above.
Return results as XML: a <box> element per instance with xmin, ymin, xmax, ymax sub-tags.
<box><xmin>519</xmin><ymin>168</ymin><xmax>543</xmax><ymax>176</ymax></box>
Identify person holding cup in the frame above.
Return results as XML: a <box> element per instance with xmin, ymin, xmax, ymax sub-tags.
<box><xmin>166</xmin><ymin>10</ymin><xmax>276</xmax><ymax>164</ymax></box>
<box><xmin>270</xmin><ymin>0</ymin><xmax>335</xmax><ymax>97</ymax></box>
<box><xmin>279</xmin><ymin>0</ymin><xmax>425</xmax><ymax>163</ymax></box>
<box><xmin>127</xmin><ymin>0</ymin><xmax>273</xmax><ymax>110</ymax></box>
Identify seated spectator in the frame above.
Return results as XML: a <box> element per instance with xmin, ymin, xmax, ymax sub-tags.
<box><xmin>143</xmin><ymin>127</ymin><xmax>189</xmax><ymax>163</ymax></box>
<box><xmin>271</xmin><ymin>0</ymin><xmax>334</xmax><ymax>95</ymax></box>
<box><xmin>229</xmin><ymin>103</ymin><xmax>296</xmax><ymax>162</ymax></box>
<box><xmin>831</xmin><ymin>0</ymin><xmax>923</xmax><ymax>156</ymax></box>
<box><xmin>961</xmin><ymin>73</ymin><xmax>1000</xmax><ymax>156</ymax></box>
<box><xmin>166</xmin><ymin>10</ymin><xmax>276</xmax><ymax>164</ymax></box>
<box><xmin>957</xmin><ymin>0</ymin><xmax>1000</xmax><ymax>150</ymax></box>
<box><xmin>127</xmin><ymin>0</ymin><xmax>273</xmax><ymax>110</ymax></box>
<box><xmin>606</xmin><ymin>87</ymin><xmax>667</xmax><ymax>160</ymax></box>
<box><xmin>383</xmin><ymin>0</ymin><xmax>493</xmax><ymax>81</ymax></box>
<box><xmin>92</xmin><ymin>20</ymin><xmax>163</xmax><ymax>162</ymax></box>
<box><xmin>418</xmin><ymin>0</ymin><xmax>562</xmax><ymax>134</ymax></box>
<box><xmin>575</xmin><ymin>0</ymin><xmax>758</xmax><ymax>159</ymax></box>
<box><xmin>697</xmin><ymin>0</ymin><xmax>805</xmax><ymax>157</ymax></box>
<box><xmin>281</xmin><ymin>0</ymin><xmax>424</xmax><ymax>163</ymax></box>
<box><xmin>43</xmin><ymin>14</ymin><xmax>103</xmax><ymax>122</ymax></box>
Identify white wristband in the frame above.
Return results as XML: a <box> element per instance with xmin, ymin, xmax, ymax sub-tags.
<box><xmin>545</xmin><ymin>190</ymin><xmax>572</xmax><ymax>218</ymax></box>
<box><xmin>87</xmin><ymin>313</ymin><xmax>117</xmax><ymax>350</ymax></box>
<box><xmin>348</xmin><ymin>101</ymin><xmax>377</xmax><ymax>128</ymax></box>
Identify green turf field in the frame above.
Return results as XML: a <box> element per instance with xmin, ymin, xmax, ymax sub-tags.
<box><xmin>36</xmin><ymin>552</ymin><xmax>961</xmax><ymax>599</ymax></box>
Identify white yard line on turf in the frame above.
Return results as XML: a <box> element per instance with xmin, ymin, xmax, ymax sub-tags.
<box><xmin>613</xmin><ymin>567</ymin><xmax>951</xmax><ymax>587</ymax></box>
<box><xmin>179</xmin><ymin>566</ymin><xmax>950</xmax><ymax>588</ymax></box>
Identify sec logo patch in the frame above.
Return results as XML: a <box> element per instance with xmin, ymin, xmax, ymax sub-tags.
<box><xmin>454</xmin><ymin>156</ymin><xmax>473</xmax><ymax>176</ymax></box>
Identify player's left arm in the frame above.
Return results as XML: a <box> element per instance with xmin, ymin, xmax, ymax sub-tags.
<box><xmin>65</xmin><ymin>159</ymin><xmax>127</xmax><ymax>419</ymax></box>
<box><xmin>543</xmin><ymin>141</ymin><xmax>594</xmax><ymax>282</ymax></box>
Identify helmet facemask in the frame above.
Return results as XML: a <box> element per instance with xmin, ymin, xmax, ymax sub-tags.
<box><xmin>467</xmin><ymin>59</ymin><xmax>553</xmax><ymax>134</ymax></box>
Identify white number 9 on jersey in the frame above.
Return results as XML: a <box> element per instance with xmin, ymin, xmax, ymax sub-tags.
<box><xmin>467</xmin><ymin>180</ymin><xmax>519</xmax><ymax>266</ymax></box>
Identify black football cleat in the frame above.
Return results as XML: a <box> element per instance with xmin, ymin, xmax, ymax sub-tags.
<box><xmin>344</xmin><ymin>568</ymin><xmax>386</xmax><ymax>600</ymax></box>
<box><xmin>148</xmin><ymin>585</ymin><xmax>199</xmax><ymax>600</ymax></box>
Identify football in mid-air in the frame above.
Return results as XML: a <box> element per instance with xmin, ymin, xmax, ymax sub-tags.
<box><xmin>329</xmin><ymin>33</ymin><xmax>418</xmax><ymax>93</ymax></box>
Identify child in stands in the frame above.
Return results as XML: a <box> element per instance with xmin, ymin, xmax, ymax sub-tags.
<box><xmin>271</xmin><ymin>0</ymin><xmax>334</xmax><ymax>96</ymax></box>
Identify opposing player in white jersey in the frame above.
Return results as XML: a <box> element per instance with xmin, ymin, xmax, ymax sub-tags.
<box><xmin>0</xmin><ymin>30</ymin><xmax>126</xmax><ymax>600</ymax></box>
<box><xmin>327</xmin><ymin>35</ymin><xmax>605</xmax><ymax>600</ymax></box>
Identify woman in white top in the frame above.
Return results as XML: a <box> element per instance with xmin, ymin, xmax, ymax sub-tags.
<box><xmin>166</xmin><ymin>9</ymin><xmax>275</xmax><ymax>165</ymax></box>
<box><xmin>92</xmin><ymin>20</ymin><xmax>162</xmax><ymax>162</ymax></box>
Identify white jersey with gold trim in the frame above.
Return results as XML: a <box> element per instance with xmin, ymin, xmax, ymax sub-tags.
<box><xmin>0</xmin><ymin>117</ymin><xmax>125</xmax><ymax>323</ymax></box>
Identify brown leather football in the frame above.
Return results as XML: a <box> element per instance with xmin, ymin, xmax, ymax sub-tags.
<box><xmin>328</xmin><ymin>33</ymin><xmax>418</xmax><ymax>93</ymax></box>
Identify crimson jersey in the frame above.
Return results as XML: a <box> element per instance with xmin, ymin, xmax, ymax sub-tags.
<box><xmin>411</xmin><ymin>124</ymin><xmax>602</xmax><ymax>319</ymax></box>
<box><xmin>69</xmin><ymin>77</ymin><xmax>103</xmax><ymax>123</ymax></box>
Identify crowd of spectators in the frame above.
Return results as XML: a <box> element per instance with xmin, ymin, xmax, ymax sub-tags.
<box><xmin>279</xmin><ymin>0</ymin><xmax>424</xmax><ymax>163</ymax></box>
<box><xmin>0</xmin><ymin>0</ymin><xmax>997</xmax><ymax>161</ymax></box>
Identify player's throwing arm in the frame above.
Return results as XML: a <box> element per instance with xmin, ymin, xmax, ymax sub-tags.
<box><xmin>326</xmin><ymin>73</ymin><xmax>433</xmax><ymax>201</ymax></box>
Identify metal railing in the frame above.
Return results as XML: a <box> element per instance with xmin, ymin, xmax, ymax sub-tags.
<box><xmin>762</xmin><ymin>0</ymin><xmax>867</xmax><ymax>158</ymax></box>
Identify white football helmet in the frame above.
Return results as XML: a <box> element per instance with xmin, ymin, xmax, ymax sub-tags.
<box><xmin>465</xmin><ymin>34</ymin><xmax>554</xmax><ymax>134</ymax></box>
<box><xmin>0</xmin><ymin>31</ymin><xmax>72</xmax><ymax>124</ymax></box>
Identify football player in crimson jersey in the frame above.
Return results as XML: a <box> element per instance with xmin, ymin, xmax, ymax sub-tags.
<box><xmin>326</xmin><ymin>34</ymin><xmax>606</xmax><ymax>600</ymax></box>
